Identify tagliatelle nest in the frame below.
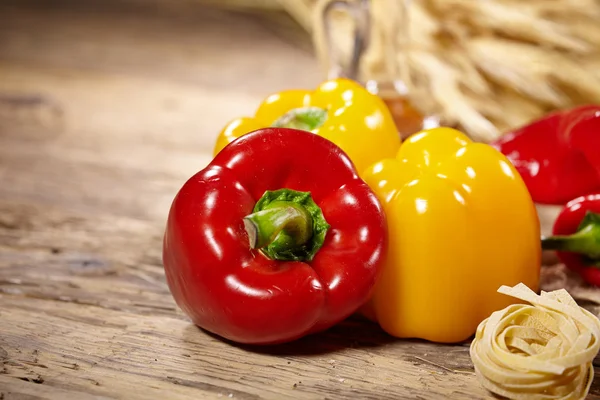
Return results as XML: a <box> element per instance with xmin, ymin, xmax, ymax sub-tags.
<box><xmin>281</xmin><ymin>0</ymin><xmax>600</xmax><ymax>142</ymax></box>
<box><xmin>470</xmin><ymin>283</ymin><xmax>600</xmax><ymax>400</ymax></box>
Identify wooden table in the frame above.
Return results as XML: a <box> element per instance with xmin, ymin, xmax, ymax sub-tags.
<box><xmin>1</xmin><ymin>1</ymin><xmax>599</xmax><ymax>399</ymax></box>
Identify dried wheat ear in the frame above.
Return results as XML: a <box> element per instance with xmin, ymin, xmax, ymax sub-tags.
<box><xmin>310</xmin><ymin>0</ymin><xmax>600</xmax><ymax>142</ymax></box>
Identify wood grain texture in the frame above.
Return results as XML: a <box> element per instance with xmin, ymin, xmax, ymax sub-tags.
<box><xmin>0</xmin><ymin>1</ymin><xmax>599</xmax><ymax>399</ymax></box>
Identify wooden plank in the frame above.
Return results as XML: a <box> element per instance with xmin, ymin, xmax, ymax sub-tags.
<box><xmin>1</xmin><ymin>0</ymin><xmax>600</xmax><ymax>399</ymax></box>
<box><xmin>0</xmin><ymin>291</ymin><xmax>484</xmax><ymax>400</ymax></box>
<box><xmin>0</xmin><ymin>199</ymin><xmax>492</xmax><ymax>399</ymax></box>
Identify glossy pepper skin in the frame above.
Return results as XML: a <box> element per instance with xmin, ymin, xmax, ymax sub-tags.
<box><xmin>213</xmin><ymin>78</ymin><xmax>401</xmax><ymax>174</ymax></box>
<box><xmin>163</xmin><ymin>127</ymin><xmax>387</xmax><ymax>345</ymax></box>
<box><xmin>542</xmin><ymin>194</ymin><xmax>600</xmax><ymax>286</ymax></box>
<box><xmin>491</xmin><ymin>105</ymin><xmax>600</xmax><ymax>205</ymax></box>
<box><xmin>360</xmin><ymin>127</ymin><xmax>541</xmax><ymax>343</ymax></box>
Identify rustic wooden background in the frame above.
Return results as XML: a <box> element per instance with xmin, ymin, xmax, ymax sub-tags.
<box><xmin>1</xmin><ymin>1</ymin><xmax>599</xmax><ymax>399</ymax></box>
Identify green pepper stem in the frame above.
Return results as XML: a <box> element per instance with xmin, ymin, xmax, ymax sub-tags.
<box><xmin>242</xmin><ymin>189</ymin><xmax>330</xmax><ymax>262</ymax></box>
<box><xmin>541</xmin><ymin>211</ymin><xmax>600</xmax><ymax>260</ymax></box>
<box><xmin>243</xmin><ymin>202</ymin><xmax>313</xmax><ymax>251</ymax></box>
<box><xmin>272</xmin><ymin>107</ymin><xmax>328</xmax><ymax>132</ymax></box>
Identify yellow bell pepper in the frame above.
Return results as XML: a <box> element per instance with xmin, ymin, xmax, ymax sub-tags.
<box><xmin>213</xmin><ymin>78</ymin><xmax>401</xmax><ymax>174</ymax></box>
<box><xmin>361</xmin><ymin>127</ymin><xmax>541</xmax><ymax>343</ymax></box>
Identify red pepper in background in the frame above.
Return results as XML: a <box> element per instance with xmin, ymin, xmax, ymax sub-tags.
<box><xmin>542</xmin><ymin>194</ymin><xmax>600</xmax><ymax>286</ymax></box>
<box><xmin>559</xmin><ymin>105</ymin><xmax>600</xmax><ymax>180</ymax></box>
<box><xmin>491</xmin><ymin>105</ymin><xmax>600</xmax><ymax>205</ymax></box>
<box><xmin>162</xmin><ymin>127</ymin><xmax>387</xmax><ymax>345</ymax></box>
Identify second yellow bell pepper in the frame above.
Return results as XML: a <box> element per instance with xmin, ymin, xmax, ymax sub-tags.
<box><xmin>361</xmin><ymin>127</ymin><xmax>541</xmax><ymax>343</ymax></box>
<box><xmin>213</xmin><ymin>78</ymin><xmax>401</xmax><ymax>174</ymax></box>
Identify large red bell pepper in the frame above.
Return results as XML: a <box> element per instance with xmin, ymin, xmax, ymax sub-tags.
<box><xmin>162</xmin><ymin>127</ymin><xmax>387</xmax><ymax>345</ymax></box>
<box><xmin>542</xmin><ymin>194</ymin><xmax>600</xmax><ymax>286</ymax></box>
<box><xmin>491</xmin><ymin>105</ymin><xmax>600</xmax><ymax>205</ymax></box>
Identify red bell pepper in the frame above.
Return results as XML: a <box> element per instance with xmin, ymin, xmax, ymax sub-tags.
<box><xmin>491</xmin><ymin>105</ymin><xmax>600</xmax><ymax>205</ymax></box>
<box><xmin>162</xmin><ymin>127</ymin><xmax>387</xmax><ymax>345</ymax></box>
<box><xmin>541</xmin><ymin>194</ymin><xmax>600</xmax><ymax>286</ymax></box>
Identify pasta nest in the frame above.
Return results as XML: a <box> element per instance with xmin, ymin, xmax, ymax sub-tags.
<box><xmin>470</xmin><ymin>283</ymin><xmax>600</xmax><ymax>400</ymax></box>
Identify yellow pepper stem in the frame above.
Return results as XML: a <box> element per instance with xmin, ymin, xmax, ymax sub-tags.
<box><xmin>272</xmin><ymin>106</ymin><xmax>327</xmax><ymax>131</ymax></box>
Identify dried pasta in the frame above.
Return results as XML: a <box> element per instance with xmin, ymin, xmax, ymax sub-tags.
<box><xmin>470</xmin><ymin>283</ymin><xmax>600</xmax><ymax>400</ymax></box>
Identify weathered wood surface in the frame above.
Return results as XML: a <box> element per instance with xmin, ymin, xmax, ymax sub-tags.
<box><xmin>1</xmin><ymin>1</ymin><xmax>599</xmax><ymax>399</ymax></box>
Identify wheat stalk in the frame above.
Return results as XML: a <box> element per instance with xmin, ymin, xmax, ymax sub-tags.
<box><xmin>310</xmin><ymin>0</ymin><xmax>600</xmax><ymax>141</ymax></box>
<box><xmin>198</xmin><ymin>0</ymin><xmax>600</xmax><ymax>142</ymax></box>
